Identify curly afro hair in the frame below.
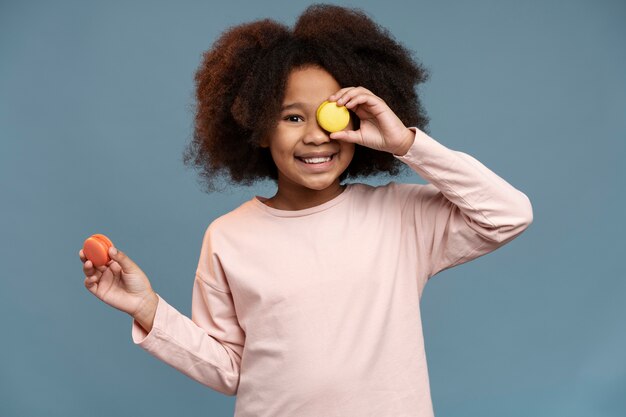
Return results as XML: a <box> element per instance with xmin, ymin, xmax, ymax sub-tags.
<box><xmin>182</xmin><ymin>3</ymin><xmax>431</xmax><ymax>193</ymax></box>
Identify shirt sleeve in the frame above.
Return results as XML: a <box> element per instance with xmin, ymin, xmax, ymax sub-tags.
<box><xmin>130</xmin><ymin>225</ymin><xmax>245</xmax><ymax>396</ymax></box>
<box><xmin>394</xmin><ymin>127</ymin><xmax>534</xmax><ymax>290</ymax></box>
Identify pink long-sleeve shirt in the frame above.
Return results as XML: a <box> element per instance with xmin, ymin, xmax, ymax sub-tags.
<box><xmin>131</xmin><ymin>127</ymin><xmax>533</xmax><ymax>416</ymax></box>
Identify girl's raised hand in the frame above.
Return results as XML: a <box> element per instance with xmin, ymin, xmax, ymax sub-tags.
<box><xmin>79</xmin><ymin>246</ymin><xmax>158</xmax><ymax>322</ymax></box>
<box><xmin>328</xmin><ymin>87</ymin><xmax>415</xmax><ymax>156</ymax></box>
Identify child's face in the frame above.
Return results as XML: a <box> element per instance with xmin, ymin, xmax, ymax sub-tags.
<box><xmin>261</xmin><ymin>65</ymin><xmax>355</xmax><ymax>197</ymax></box>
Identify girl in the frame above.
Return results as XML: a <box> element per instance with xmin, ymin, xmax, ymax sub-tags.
<box><xmin>79</xmin><ymin>4</ymin><xmax>533</xmax><ymax>417</ymax></box>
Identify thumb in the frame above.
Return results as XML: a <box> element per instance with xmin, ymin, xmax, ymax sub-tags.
<box><xmin>330</xmin><ymin>129</ymin><xmax>361</xmax><ymax>144</ymax></box>
<box><xmin>108</xmin><ymin>246</ymin><xmax>140</xmax><ymax>273</ymax></box>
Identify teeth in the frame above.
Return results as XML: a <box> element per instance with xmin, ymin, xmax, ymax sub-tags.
<box><xmin>302</xmin><ymin>156</ymin><xmax>332</xmax><ymax>164</ymax></box>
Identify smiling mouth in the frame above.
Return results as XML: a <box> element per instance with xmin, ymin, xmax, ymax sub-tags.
<box><xmin>295</xmin><ymin>153</ymin><xmax>337</xmax><ymax>164</ymax></box>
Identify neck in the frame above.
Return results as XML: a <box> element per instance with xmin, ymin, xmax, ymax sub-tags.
<box><xmin>266</xmin><ymin>183</ymin><xmax>346</xmax><ymax>211</ymax></box>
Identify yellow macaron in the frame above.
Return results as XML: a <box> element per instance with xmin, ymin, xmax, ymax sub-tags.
<box><xmin>316</xmin><ymin>100</ymin><xmax>350</xmax><ymax>133</ymax></box>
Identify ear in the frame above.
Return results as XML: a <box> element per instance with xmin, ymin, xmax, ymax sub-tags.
<box><xmin>259</xmin><ymin>134</ymin><xmax>269</xmax><ymax>148</ymax></box>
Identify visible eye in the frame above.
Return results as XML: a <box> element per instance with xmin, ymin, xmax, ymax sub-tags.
<box><xmin>283</xmin><ymin>114</ymin><xmax>304</xmax><ymax>123</ymax></box>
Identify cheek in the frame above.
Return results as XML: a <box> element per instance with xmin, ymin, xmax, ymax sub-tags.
<box><xmin>339</xmin><ymin>144</ymin><xmax>356</xmax><ymax>163</ymax></box>
<box><xmin>271</xmin><ymin>148</ymin><xmax>295</xmax><ymax>166</ymax></box>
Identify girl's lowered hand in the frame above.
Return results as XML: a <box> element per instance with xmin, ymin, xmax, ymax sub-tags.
<box><xmin>328</xmin><ymin>87</ymin><xmax>415</xmax><ymax>156</ymax></box>
<box><xmin>79</xmin><ymin>246</ymin><xmax>158</xmax><ymax>325</ymax></box>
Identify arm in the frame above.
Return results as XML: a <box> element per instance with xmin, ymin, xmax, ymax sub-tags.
<box><xmin>394</xmin><ymin>127</ymin><xmax>533</xmax><ymax>284</ymax></box>
<box><xmin>131</xmin><ymin>228</ymin><xmax>245</xmax><ymax>396</ymax></box>
<box><xmin>325</xmin><ymin>87</ymin><xmax>532</xmax><ymax>288</ymax></box>
<box><xmin>132</xmin><ymin>291</ymin><xmax>158</xmax><ymax>333</ymax></box>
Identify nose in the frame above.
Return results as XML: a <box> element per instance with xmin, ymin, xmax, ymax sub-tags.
<box><xmin>303</xmin><ymin>118</ymin><xmax>331</xmax><ymax>145</ymax></box>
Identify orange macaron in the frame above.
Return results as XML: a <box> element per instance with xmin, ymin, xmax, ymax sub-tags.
<box><xmin>83</xmin><ymin>234</ymin><xmax>114</xmax><ymax>267</ymax></box>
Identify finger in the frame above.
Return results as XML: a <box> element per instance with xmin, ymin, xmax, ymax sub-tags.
<box><xmin>84</xmin><ymin>275</ymin><xmax>99</xmax><ymax>292</ymax></box>
<box><xmin>328</xmin><ymin>87</ymin><xmax>356</xmax><ymax>102</ymax></box>
<box><xmin>332</xmin><ymin>87</ymin><xmax>375</xmax><ymax>105</ymax></box>
<box><xmin>109</xmin><ymin>261</ymin><xmax>122</xmax><ymax>276</ymax></box>
<box><xmin>342</xmin><ymin>93</ymin><xmax>376</xmax><ymax>109</ymax></box>
<box><xmin>329</xmin><ymin>86</ymin><xmax>374</xmax><ymax>102</ymax></box>
<box><xmin>85</xmin><ymin>274</ymin><xmax>97</xmax><ymax>285</ymax></box>
<box><xmin>330</xmin><ymin>129</ymin><xmax>363</xmax><ymax>144</ymax></box>
<box><xmin>83</xmin><ymin>259</ymin><xmax>95</xmax><ymax>275</ymax></box>
<box><xmin>79</xmin><ymin>249</ymin><xmax>86</xmax><ymax>262</ymax></box>
<box><xmin>108</xmin><ymin>247</ymin><xmax>139</xmax><ymax>273</ymax></box>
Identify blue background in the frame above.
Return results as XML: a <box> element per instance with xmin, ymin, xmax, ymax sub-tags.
<box><xmin>1</xmin><ymin>0</ymin><xmax>624</xmax><ymax>416</ymax></box>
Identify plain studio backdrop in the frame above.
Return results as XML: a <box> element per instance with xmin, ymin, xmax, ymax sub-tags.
<box><xmin>1</xmin><ymin>0</ymin><xmax>624</xmax><ymax>416</ymax></box>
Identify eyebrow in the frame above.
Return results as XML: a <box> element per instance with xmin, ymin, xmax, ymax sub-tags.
<box><xmin>281</xmin><ymin>102</ymin><xmax>308</xmax><ymax>111</ymax></box>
